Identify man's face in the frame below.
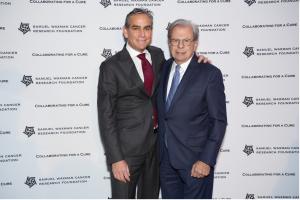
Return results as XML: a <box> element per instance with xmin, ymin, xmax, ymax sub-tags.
<box><xmin>169</xmin><ymin>25</ymin><xmax>198</xmax><ymax>64</ymax></box>
<box><xmin>123</xmin><ymin>14</ymin><xmax>153</xmax><ymax>52</ymax></box>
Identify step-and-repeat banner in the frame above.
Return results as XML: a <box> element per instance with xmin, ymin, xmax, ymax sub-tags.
<box><xmin>0</xmin><ymin>0</ymin><xmax>299</xmax><ymax>199</ymax></box>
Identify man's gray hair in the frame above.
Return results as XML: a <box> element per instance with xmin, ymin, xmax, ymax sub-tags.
<box><xmin>124</xmin><ymin>8</ymin><xmax>153</xmax><ymax>28</ymax></box>
<box><xmin>167</xmin><ymin>19</ymin><xmax>199</xmax><ymax>41</ymax></box>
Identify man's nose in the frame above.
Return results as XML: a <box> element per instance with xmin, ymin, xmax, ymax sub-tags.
<box><xmin>178</xmin><ymin>40</ymin><xmax>184</xmax><ymax>48</ymax></box>
<box><xmin>139</xmin><ymin>29</ymin><xmax>145</xmax><ymax>37</ymax></box>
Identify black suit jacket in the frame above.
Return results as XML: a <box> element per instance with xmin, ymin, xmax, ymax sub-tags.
<box><xmin>98</xmin><ymin>45</ymin><xmax>165</xmax><ymax>165</ymax></box>
<box><xmin>157</xmin><ymin>55</ymin><xmax>227</xmax><ymax>169</ymax></box>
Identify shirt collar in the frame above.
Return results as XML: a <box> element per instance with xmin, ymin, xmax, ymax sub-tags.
<box><xmin>126</xmin><ymin>43</ymin><xmax>150</xmax><ymax>58</ymax></box>
<box><xmin>173</xmin><ymin>56</ymin><xmax>193</xmax><ymax>72</ymax></box>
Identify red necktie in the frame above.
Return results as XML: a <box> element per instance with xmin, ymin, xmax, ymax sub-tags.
<box><xmin>137</xmin><ymin>53</ymin><xmax>154</xmax><ymax>96</ymax></box>
<box><xmin>137</xmin><ymin>53</ymin><xmax>157</xmax><ymax>129</ymax></box>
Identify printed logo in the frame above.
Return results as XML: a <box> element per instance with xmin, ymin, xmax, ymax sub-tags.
<box><xmin>101</xmin><ymin>48</ymin><xmax>112</xmax><ymax>59</ymax></box>
<box><xmin>243</xmin><ymin>145</ymin><xmax>254</xmax><ymax>156</ymax></box>
<box><xmin>21</xmin><ymin>75</ymin><xmax>33</xmax><ymax>86</ymax></box>
<box><xmin>244</xmin><ymin>0</ymin><xmax>256</xmax><ymax>6</ymax></box>
<box><xmin>246</xmin><ymin>193</ymin><xmax>255</xmax><ymax>199</ymax></box>
<box><xmin>100</xmin><ymin>0</ymin><xmax>111</xmax><ymax>8</ymax></box>
<box><xmin>243</xmin><ymin>46</ymin><xmax>255</xmax><ymax>58</ymax></box>
<box><xmin>23</xmin><ymin>126</ymin><xmax>35</xmax><ymax>137</ymax></box>
<box><xmin>25</xmin><ymin>177</ymin><xmax>37</xmax><ymax>188</ymax></box>
<box><xmin>243</xmin><ymin>96</ymin><xmax>254</xmax><ymax>107</ymax></box>
<box><xmin>18</xmin><ymin>22</ymin><xmax>31</xmax><ymax>34</ymax></box>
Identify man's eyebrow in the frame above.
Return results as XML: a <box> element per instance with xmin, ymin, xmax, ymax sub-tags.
<box><xmin>130</xmin><ymin>25</ymin><xmax>152</xmax><ymax>28</ymax></box>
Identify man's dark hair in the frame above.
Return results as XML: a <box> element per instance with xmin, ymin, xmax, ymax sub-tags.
<box><xmin>124</xmin><ymin>8</ymin><xmax>153</xmax><ymax>28</ymax></box>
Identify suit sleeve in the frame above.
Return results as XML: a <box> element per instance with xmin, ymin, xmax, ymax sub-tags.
<box><xmin>97</xmin><ymin>61</ymin><xmax>123</xmax><ymax>164</ymax></box>
<box><xmin>199</xmin><ymin>67</ymin><xmax>227</xmax><ymax>167</ymax></box>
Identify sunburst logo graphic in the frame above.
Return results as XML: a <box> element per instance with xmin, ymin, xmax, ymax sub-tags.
<box><xmin>23</xmin><ymin>126</ymin><xmax>35</xmax><ymax>137</ymax></box>
<box><xmin>25</xmin><ymin>177</ymin><xmax>37</xmax><ymax>188</ymax></box>
<box><xmin>243</xmin><ymin>96</ymin><xmax>254</xmax><ymax>107</ymax></box>
<box><xmin>244</xmin><ymin>0</ymin><xmax>256</xmax><ymax>6</ymax></box>
<box><xmin>101</xmin><ymin>48</ymin><xmax>113</xmax><ymax>59</ymax></box>
<box><xmin>21</xmin><ymin>75</ymin><xmax>34</xmax><ymax>86</ymax></box>
<box><xmin>243</xmin><ymin>46</ymin><xmax>255</xmax><ymax>58</ymax></box>
<box><xmin>18</xmin><ymin>22</ymin><xmax>31</xmax><ymax>34</ymax></box>
<box><xmin>243</xmin><ymin>145</ymin><xmax>254</xmax><ymax>156</ymax></box>
<box><xmin>100</xmin><ymin>0</ymin><xmax>111</xmax><ymax>8</ymax></box>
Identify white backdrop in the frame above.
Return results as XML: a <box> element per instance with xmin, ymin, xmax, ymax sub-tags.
<box><xmin>0</xmin><ymin>0</ymin><xmax>299</xmax><ymax>199</ymax></box>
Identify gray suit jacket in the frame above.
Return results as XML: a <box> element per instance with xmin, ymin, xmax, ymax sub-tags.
<box><xmin>97</xmin><ymin>45</ymin><xmax>165</xmax><ymax>165</ymax></box>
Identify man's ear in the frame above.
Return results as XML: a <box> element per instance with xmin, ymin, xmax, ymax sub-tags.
<box><xmin>123</xmin><ymin>26</ymin><xmax>128</xmax><ymax>39</ymax></box>
<box><xmin>193</xmin><ymin>41</ymin><xmax>199</xmax><ymax>52</ymax></box>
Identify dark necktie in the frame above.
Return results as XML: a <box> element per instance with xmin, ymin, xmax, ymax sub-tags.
<box><xmin>166</xmin><ymin>65</ymin><xmax>181</xmax><ymax>111</ymax></box>
<box><xmin>164</xmin><ymin>64</ymin><xmax>181</xmax><ymax>147</ymax></box>
<box><xmin>137</xmin><ymin>53</ymin><xmax>154</xmax><ymax>96</ymax></box>
<box><xmin>137</xmin><ymin>53</ymin><xmax>157</xmax><ymax>129</ymax></box>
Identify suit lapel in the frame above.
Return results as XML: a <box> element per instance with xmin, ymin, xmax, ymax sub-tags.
<box><xmin>119</xmin><ymin>46</ymin><xmax>145</xmax><ymax>94</ymax></box>
<box><xmin>148</xmin><ymin>47</ymin><xmax>162</xmax><ymax>96</ymax></box>
<box><xmin>162</xmin><ymin>59</ymin><xmax>173</xmax><ymax>105</ymax></box>
<box><xmin>150</xmin><ymin>49</ymin><xmax>158</xmax><ymax>95</ymax></box>
<box><xmin>167</xmin><ymin>55</ymin><xmax>199</xmax><ymax>112</ymax></box>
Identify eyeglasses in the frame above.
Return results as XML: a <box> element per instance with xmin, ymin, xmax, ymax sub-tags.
<box><xmin>169</xmin><ymin>39</ymin><xmax>194</xmax><ymax>46</ymax></box>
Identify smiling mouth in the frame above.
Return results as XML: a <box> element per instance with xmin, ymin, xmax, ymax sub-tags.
<box><xmin>137</xmin><ymin>40</ymin><xmax>148</xmax><ymax>43</ymax></box>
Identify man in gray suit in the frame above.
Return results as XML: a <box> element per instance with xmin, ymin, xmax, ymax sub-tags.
<box><xmin>98</xmin><ymin>8</ymin><xmax>164</xmax><ymax>198</ymax></box>
<box><xmin>98</xmin><ymin>8</ymin><xmax>208</xmax><ymax>199</ymax></box>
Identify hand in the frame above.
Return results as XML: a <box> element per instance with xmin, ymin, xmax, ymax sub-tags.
<box><xmin>112</xmin><ymin>160</ymin><xmax>130</xmax><ymax>183</ymax></box>
<box><xmin>191</xmin><ymin>161</ymin><xmax>210</xmax><ymax>178</ymax></box>
<box><xmin>196</xmin><ymin>54</ymin><xmax>211</xmax><ymax>64</ymax></box>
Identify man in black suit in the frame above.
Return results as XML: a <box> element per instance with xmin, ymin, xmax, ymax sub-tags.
<box><xmin>157</xmin><ymin>19</ymin><xmax>227</xmax><ymax>199</ymax></box>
